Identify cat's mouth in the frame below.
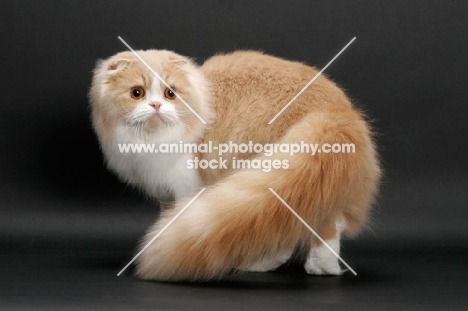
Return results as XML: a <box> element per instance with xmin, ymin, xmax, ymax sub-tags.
<box><xmin>124</xmin><ymin>112</ymin><xmax>177</xmax><ymax>131</ymax></box>
<box><xmin>151</xmin><ymin>111</ymin><xmax>162</xmax><ymax>120</ymax></box>
<box><xmin>151</xmin><ymin>111</ymin><xmax>168</xmax><ymax>123</ymax></box>
<box><xmin>148</xmin><ymin>111</ymin><xmax>177</xmax><ymax>127</ymax></box>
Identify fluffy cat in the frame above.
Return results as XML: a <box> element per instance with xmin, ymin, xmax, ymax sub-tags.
<box><xmin>90</xmin><ymin>49</ymin><xmax>381</xmax><ymax>281</ymax></box>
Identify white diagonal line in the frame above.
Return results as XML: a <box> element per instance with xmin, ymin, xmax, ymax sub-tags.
<box><xmin>118</xmin><ymin>36</ymin><xmax>207</xmax><ymax>125</ymax></box>
<box><xmin>268</xmin><ymin>188</ymin><xmax>357</xmax><ymax>275</ymax></box>
<box><xmin>268</xmin><ymin>37</ymin><xmax>356</xmax><ymax>124</ymax></box>
<box><xmin>117</xmin><ymin>187</ymin><xmax>206</xmax><ymax>276</ymax></box>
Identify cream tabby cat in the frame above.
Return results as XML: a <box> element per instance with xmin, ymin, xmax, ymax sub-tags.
<box><xmin>90</xmin><ymin>49</ymin><xmax>380</xmax><ymax>281</ymax></box>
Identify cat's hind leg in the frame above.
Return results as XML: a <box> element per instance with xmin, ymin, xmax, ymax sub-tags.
<box><xmin>304</xmin><ymin>221</ymin><xmax>344</xmax><ymax>275</ymax></box>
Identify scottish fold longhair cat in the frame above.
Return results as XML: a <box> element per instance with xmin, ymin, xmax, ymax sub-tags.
<box><xmin>90</xmin><ymin>49</ymin><xmax>380</xmax><ymax>281</ymax></box>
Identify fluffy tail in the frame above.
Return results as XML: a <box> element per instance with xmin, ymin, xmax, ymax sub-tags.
<box><xmin>135</xmin><ymin>110</ymin><xmax>380</xmax><ymax>281</ymax></box>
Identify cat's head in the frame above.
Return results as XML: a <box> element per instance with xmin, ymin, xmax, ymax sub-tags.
<box><xmin>90</xmin><ymin>50</ymin><xmax>213</xmax><ymax>143</ymax></box>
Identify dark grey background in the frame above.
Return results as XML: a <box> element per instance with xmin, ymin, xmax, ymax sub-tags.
<box><xmin>1</xmin><ymin>1</ymin><xmax>467</xmax><ymax>310</ymax></box>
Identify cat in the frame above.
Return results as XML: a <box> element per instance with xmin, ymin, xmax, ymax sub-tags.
<box><xmin>89</xmin><ymin>49</ymin><xmax>381</xmax><ymax>281</ymax></box>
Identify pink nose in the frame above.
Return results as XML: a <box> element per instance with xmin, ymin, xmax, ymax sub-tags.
<box><xmin>150</xmin><ymin>101</ymin><xmax>162</xmax><ymax>110</ymax></box>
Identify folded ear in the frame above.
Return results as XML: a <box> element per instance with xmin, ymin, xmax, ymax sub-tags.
<box><xmin>107</xmin><ymin>58</ymin><xmax>133</xmax><ymax>72</ymax></box>
<box><xmin>168</xmin><ymin>53</ymin><xmax>190</xmax><ymax>67</ymax></box>
<box><xmin>169</xmin><ymin>58</ymin><xmax>188</xmax><ymax>66</ymax></box>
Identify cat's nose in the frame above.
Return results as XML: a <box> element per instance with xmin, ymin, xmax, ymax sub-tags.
<box><xmin>149</xmin><ymin>101</ymin><xmax>162</xmax><ymax>110</ymax></box>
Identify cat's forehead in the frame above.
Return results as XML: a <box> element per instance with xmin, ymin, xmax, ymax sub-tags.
<box><xmin>144</xmin><ymin>52</ymin><xmax>191</xmax><ymax>81</ymax></box>
<box><xmin>102</xmin><ymin>49</ymin><xmax>192</xmax><ymax>88</ymax></box>
<box><xmin>141</xmin><ymin>51</ymin><xmax>190</xmax><ymax>76</ymax></box>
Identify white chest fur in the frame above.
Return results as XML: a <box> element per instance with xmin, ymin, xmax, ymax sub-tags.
<box><xmin>102</xmin><ymin>123</ymin><xmax>203</xmax><ymax>201</ymax></box>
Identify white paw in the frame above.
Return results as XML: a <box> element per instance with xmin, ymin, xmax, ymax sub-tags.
<box><xmin>304</xmin><ymin>240</ymin><xmax>343</xmax><ymax>275</ymax></box>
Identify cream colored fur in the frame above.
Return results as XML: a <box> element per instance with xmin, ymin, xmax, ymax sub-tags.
<box><xmin>90</xmin><ymin>50</ymin><xmax>381</xmax><ymax>281</ymax></box>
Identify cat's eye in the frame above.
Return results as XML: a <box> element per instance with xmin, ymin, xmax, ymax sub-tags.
<box><xmin>130</xmin><ymin>86</ymin><xmax>145</xmax><ymax>100</ymax></box>
<box><xmin>164</xmin><ymin>87</ymin><xmax>177</xmax><ymax>100</ymax></box>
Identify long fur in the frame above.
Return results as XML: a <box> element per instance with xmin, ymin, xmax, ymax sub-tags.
<box><xmin>90</xmin><ymin>50</ymin><xmax>381</xmax><ymax>281</ymax></box>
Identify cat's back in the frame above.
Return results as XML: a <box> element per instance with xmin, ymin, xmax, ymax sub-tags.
<box><xmin>201</xmin><ymin>50</ymin><xmax>312</xmax><ymax>90</ymax></box>
<box><xmin>202</xmin><ymin>50</ymin><xmax>296</xmax><ymax>73</ymax></box>
<box><xmin>200</xmin><ymin>51</ymin><xmax>352</xmax><ymax>139</ymax></box>
<box><xmin>201</xmin><ymin>50</ymin><xmax>350</xmax><ymax>112</ymax></box>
